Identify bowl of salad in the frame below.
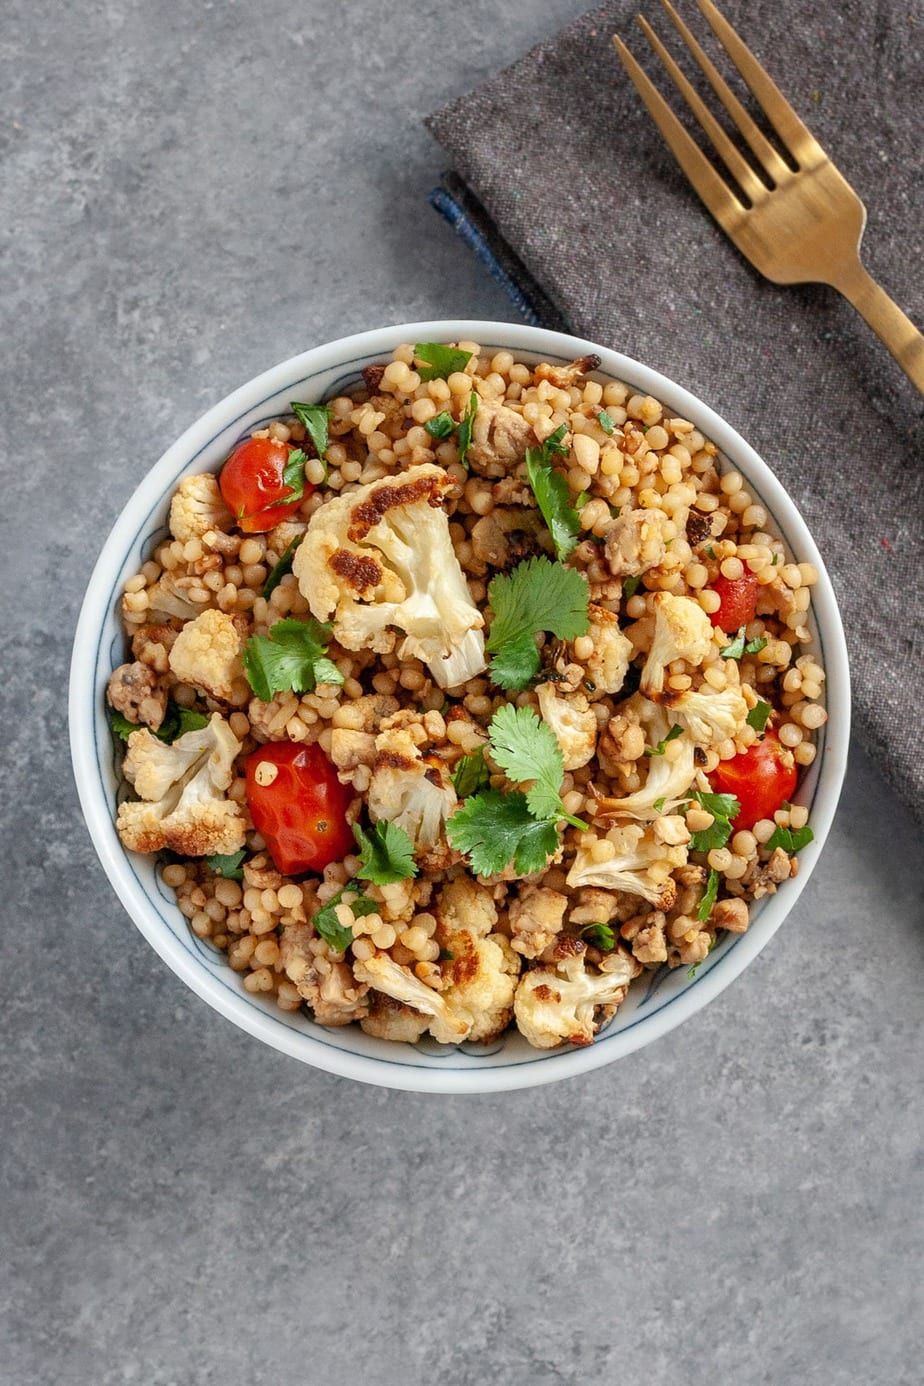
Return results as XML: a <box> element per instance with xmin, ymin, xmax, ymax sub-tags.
<box><xmin>69</xmin><ymin>321</ymin><xmax>850</xmax><ymax>1092</ymax></box>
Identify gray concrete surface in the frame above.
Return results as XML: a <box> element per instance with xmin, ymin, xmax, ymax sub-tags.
<box><xmin>2</xmin><ymin>2</ymin><xmax>922</xmax><ymax>1383</ymax></box>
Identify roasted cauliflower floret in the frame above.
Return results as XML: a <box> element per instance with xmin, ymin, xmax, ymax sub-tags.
<box><xmin>641</xmin><ymin>592</ymin><xmax>714</xmax><ymax>698</ymax></box>
<box><xmin>366</xmin><ymin>725</ymin><xmax>457</xmax><ymax>854</ymax></box>
<box><xmin>603</xmin><ymin>508</ymin><xmax>673</xmax><ymax>578</ymax></box>
<box><xmin>352</xmin><ymin>953</ymin><xmax>470</xmax><ymax>1045</ymax></box>
<box><xmin>508</xmin><ymin>886</ymin><xmax>568</xmax><ymax>959</ymax></box>
<box><xmin>466</xmin><ymin>401</ymin><xmax>536</xmax><ymax>477</ymax></box>
<box><xmin>144</xmin><ymin>572</ymin><xmax>215</xmax><ymax>622</ymax></box>
<box><xmin>566</xmin><ymin>821</ymin><xmax>689</xmax><ymax>910</ymax></box>
<box><xmin>116</xmin><ymin>713</ymin><xmax>245</xmax><ymax>856</ymax></box>
<box><xmin>279</xmin><ymin>923</ymin><xmax>370</xmax><ymax>1026</ymax></box>
<box><xmin>670</xmin><ymin>686</ymin><xmax>749</xmax><ymax>744</ymax></box>
<box><xmin>593</xmin><ymin>695</ymin><xmax>697</xmax><ymax>818</ymax></box>
<box><xmin>435</xmin><ymin>878</ymin><xmax>520</xmax><ymax>1042</ymax></box>
<box><xmin>535</xmin><ymin>682</ymin><xmax>597</xmax><ymax>771</ymax></box>
<box><xmin>107</xmin><ymin>661</ymin><xmax>168</xmax><ymax>731</ymax></box>
<box><xmin>168</xmin><ymin>473</ymin><xmax>234</xmax><ymax>542</ymax></box>
<box><xmin>360</xmin><ymin>992</ymin><xmax>431</xmax><ymax>1044</ymax></box>
<box><xmin>293</xmin><ymin>464</ymin><xmax>486</xmax><ymax>688</ymax></box>
<box><xmin>167</xmin><ymin>608</ymin><xmax>246</xmax><ymax>703</ymax></box>
<box><xmin>513</xmin><ymin>938</ymin><xmax>640</xmax><ymax>1049</ymax></box>
<box><xmin>583</xmin><ymin>603</ymin><xmax>633</xmax><ymax>697</ymax></box>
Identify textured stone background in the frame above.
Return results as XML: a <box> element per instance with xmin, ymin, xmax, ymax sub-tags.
<box><xmin>2</xmin><ymin>2</ymin><xmax>921</xmax><ymax>1383</ymax></box>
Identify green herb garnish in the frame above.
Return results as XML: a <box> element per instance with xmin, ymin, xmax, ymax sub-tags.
<box><xmin>267</xmin><ymin>448</ymin><xmax>310</xmax><ymax>509</ymax></box>
<box><xmin>525</xmin><ymin>424</ymin><xmax>582</xmax><ymax>561</ymax></box>
<box><xmin>313</xmin><ymin>888</ymin><xmax>379</xmax><ymax>953</ymax></box>
<box><xmin>697</xmin><ymin>867</ymin><xmax>720</xmax><ymax>923</ymax></box>
<box><xmin>456</xmin><ymin>391</ymin><xmax>478</xmax><ymax>469</ymax></box>
<box><xmin>424</xmin><ymin>411</ymin><xmax>455</xmax><ymax>440</ymax></box>
<box><xmin>598</xmin><ymin>411</ymin><xmax>615</xmax><ymax>435</ymax></box>
<box><xmin>414</xmin><ymin>343</ymin><xmax>473</xmax><ymax>381</ymax></box>
<box><xmin>580</xmin><ymin>922</ymin><xmax>616</xmax><ymax>950</ymax></box>
<box><xmin>644</xmin><ymin>724</ymin><xmax>683</xmax><ymax>757</ymax></box>
<box><xmin>688</xmin><ymin>790</ymin><xmax>742</xmax><ymax>853</ymax></box>
<box><xmin>487</xmin><ymin>704</ymin><xmax>586</xmax><ymax>828</ymax></box>
<box><xmin>746</xmin><ymin>699</ymin><xmax>773</xmax><ymax>733</ymax></box>
<box><xmin>205</xmin><ymin>850</ymin><xmax>246</xmax><ymax>881</ymax></box>
<box><xmin>765</xmin><ymin>824</ymin><xmax>814</xmax><ymax>854</ymax></box>
<box><xmin>720</xmin><ymin>627</ymin><xmax>768</xmax><ymax>660</ymax></box>
<box><xmin>486</xmin><ymin>556</ymin><xmax>590</xmax><ymax>691</ymax></box>
<box><xmin>291</xmin><ymin>401</ymin><xmax>332</xmax><ymax>467</ymax></box>
<box><xmin>262</xmin><ymin>534</ymin><xmax>303</xmax><ymax>599</ymax></box>
<box><xmin>451</xmin><ymin>748</ymin><xmax>490</xmax><ymax>798</ymax></box>
<box><xmin>243</xmin><ymin>617</ymin><xmax>344</xmax><ymax>702</ymax></box>
<box><xmin>352</xmin><ymin>821</ymin><xmax>418</xmax><ymax>884</ymax></box>
<box><xmin>623</xmin><ymin>574</ymin><xmax>641</xmax><ymax>599</ymax></box>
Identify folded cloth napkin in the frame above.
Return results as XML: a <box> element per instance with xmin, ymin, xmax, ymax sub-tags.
<box><xmin>426</xmin><ymin>0</ymin><xmax>924</xmax><ymax>822</ymax></box>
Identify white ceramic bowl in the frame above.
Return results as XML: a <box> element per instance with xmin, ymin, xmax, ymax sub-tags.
<box><xmin>69</xmin><ymin>321</ymin><xmax>850</xmax><ymax>1093</ymax></box>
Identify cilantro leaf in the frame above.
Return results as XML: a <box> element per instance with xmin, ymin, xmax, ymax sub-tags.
<box><xmin>721</xmin><ymin>627</ymin><xmax>768</xmax><ymax>660</ymax></box>
<box><xmin>205</xmin><ymin>850</ymin><xmax>246</xmax><ymax>881</ymax></box>
<box><xmin>486</xmin><ymin>557</ymin><xmax>590</xmax><ymax>691</ymax></box>
<box><xmin>487</xmin><ymin>703</ymin><xmax>584</xmax><ymax>828</ymax></box>
<box><xmin>688</xmin><ymin>789</ymin><xmax>741</xmax><ymax>853</ymax></box>
<box><xmin>243</xmin><ymin>618</ymin><xmax>344</xmax><ymax>702</ymax></box>
<box><xmin>652</xmin><ymin>796</ymin><xmax>666</xmax><ymax>813</ymax></box>
<box><xmin>313</xmin><ymin>888</ymin><xmax>379</xmax><ymax>953</ymax></box>
<box><xmin>451</xmin><ymin>748</ymin><xmax>490</xmax><ymax>798</ymax></box>
<box><xmin>414</xmin><ymin>343</ymin><xmax>472</xmax><ymax>381</ymax></box>
<box><xmin>446</xmin><ymin>789</ymin><xmax>560</xmax><ymax>877</ymax></box>
<box><xmin>580</xmin><ymin>922</ymin><xmax>616</xmax><ymax>950</ymax></box>
<box><xmin>525</xmin><ymin>425</ymin><xmax>581</xmax><ymax>561</ymax></box>
<box><xmin>267</xmin><ymin>449</ymin><xmax>309</xmax><ymax>509</ymax></box>
<box><xmin>352</xmin><ymin>821</ymin><xmax>418</xmax><ymax>884</ymax></box>
<box><xmin>456</xmin><ymin>391</ymin><xmax>478</xmax><ymax>469</ymax></box>
<box><xmin>290</xmin><ymin>401</ymin><xmax>331</xmax><ymax>464</ymax></box>
<box><xmin>424</xmin><ymin>410</ymin><xmax>455</xmax><ymax>440</ymax></box>
<box><xmin>746</xmin><ymin>699</ymin><xmax>773</xmax><ymax>733</ymax></box>
<box><xmin>262</xmin><ymin>534</ymin><xmax>303</xmax><ymax>599</ymax></box>
<box><xmin>644</xmin><ymin>723</ymin><xmax>683</xmax><ymax>757</ymax></box>
<box><xmin>109</xmin><ymin>709</ymin><xmax>137</xmax><ymax>742</ymax></box>
<box><xmin>156</xmin><ymin>704</ymin><xmax>210</xmax><ymax>744</ymax></box>
<box><xmin>766</xmin><ymin>823</ymin><xmax>814</xmax><ymax>854</ymax></box>
<box><xmin>697</xmin><ymin>867</ymin><xmax>720</xmax><ymax>923</ymax></box>
<box><xmin>623</xmin><ymin>574</ymin><xmax>641</xmax><ymax>599</ymax></box>
<box><xmin>598</xmin><ymin>411</ymin><xmax>615</xmax><ymax>435</ymax></box>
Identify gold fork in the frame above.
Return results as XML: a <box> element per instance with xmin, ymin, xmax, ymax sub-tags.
<box><xmin>614</xmin><ymin>0</ymin><xmax>924</xmax><ymax>393</ymax></box>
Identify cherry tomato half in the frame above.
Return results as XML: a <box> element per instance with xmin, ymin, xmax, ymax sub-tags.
<box><xmin>245</xmin><ymin>742</ymin><xmax>353</xmax><ymax>875</ymax></box>
<box><xmin>708</xmin><ymin>569</ymin><xmax>759</xmax><ymax>632</ymax></box>
<box><xmin>710</xmin><ymin>730</ymin><xmax>798</xmax><ymax>831</ymax></box>
<box><xmin>219</xmin><ymin>437</ymin><xmax>313</xmax><ymax>533</ymax></box>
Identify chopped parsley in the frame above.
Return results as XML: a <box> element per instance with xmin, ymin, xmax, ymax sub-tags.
<box><xmin>580</xmin><ymin>922</ymin><xmax>616</xmax><ymax>950</ymax></box>
<box><xmin>352</xmin><ymin>820</ymin><xmax>418</xmax><ymax>884</ymax></box>
<box><xmin>746</xmin><ymin>699</ymin><xmax>773</xmax><ymax>733</ymax></box>
<box><xmin>766</xmin><ymin>823</ymin><xmax>814</xmax><ymax>854</ymax></box>
<box><xmin>652</xmin><ymin>796</ymin><xmax>666</xmax><ymax>813</ymax></box>
<box><xmin>268</xmin><ymin>448</ymin><xmax>310</xmax><ymax>509</ymax></box>
<box><xmin>705</xmin><ymin>545</ymin><xmax>717</xmax><ymax>560</ymax></box>
<box><xmin>424</xmin><ymin>410</ymin><xmax>455</xmax><ymax>440</ymax></box>
<box><xmin>622</xmin><ymin>574</ymin><xmax>641</xmax><ymax>599</ymax></box>
<box><xmin>110</xmin><ymin>702</ymin><xmax>210</xmax><ymax>745</ymax></box>
<box><xmin>486</xmin><ymin>556</ymin><xmax>590</xmax><ymax>691</ymax></box>
<box><xmin>697</xmin><ymin>867</ymin><xmax>720</xmax><ymax>923</ymax></box>
<box><xmin>644</xmin><ymin>724</ymin><xmax>683</xmax><ymax>757</ymax></box>
<box><xmin>597</xmin><ymin>410</ymin><xmax>615</xmax><ymax>435</ymax></box>
<box><xmin>243</xmin><ymin>618</ymin><xmax>344</xmax><ymax>702</ymax></box>
<box><xmin>414</xmin><ymin>343</ymin><xmax>472</xmax><ymax>381</ymax></box>
<box><xmin>456</xmin><ymin>391</ymin><xmax>478</xmax><ymax>469</ymax></box>
<box><xmin>290</xmin><ymin>401</ymin><xmax>332</xmax><ymax>466</ymax></box>
<box><xmin>205</xmin><ymin>850</ymin><xmax>246</xmax><ymax>881</ymax></box>
<box><xmin>525</xmin><ymin>424</ymin><xmax>582</xmax><ymax>561</ymax></box>
<box><xmin>451</xmin><ymin>747</ymin><xmax>490</xmax><ymax>798</ymax></box>
<box><xmin>720</xmin><ymin>627</ymin><xmax>768</xmax><ymax>660</ymax></box>
<box><xmin>262</xmin><ymin>534</ymin><xmax>302</xmax><ymax>599</ymax></box>
<box><xmin>313</xmin><ymin>888</ymin><xmax>379</xmax><ymax>953</ymax></box>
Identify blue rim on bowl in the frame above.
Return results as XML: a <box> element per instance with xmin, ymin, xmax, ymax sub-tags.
<box><xmin>69</xmin><ymin>321</ymin><xmax>850</xmax><ymax>1093</ymax></box>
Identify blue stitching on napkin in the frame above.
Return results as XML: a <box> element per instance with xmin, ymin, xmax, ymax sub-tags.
<box><xmin>429</xmin><ymin>186</ymin><xmax>545</xmax><ymax>327</ymax></box>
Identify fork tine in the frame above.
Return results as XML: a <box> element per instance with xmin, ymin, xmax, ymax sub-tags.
<box><xmin>695</xmin><ymin>0</ymin><xmax>827</xmax><ymax>168</ymax></box>
<box><xmin>637</xmin><ymin>14</ymin><xmax>765</xmax><ymax>201</ymax></box>
<box><xmin>613</xmin><ymin>37</ymin><xmax>744</xmax><ymax>224</ymax></box>
<box><xmin>658</xmin><ymin>0</ymin><xmax>791</xmax><ymax>183</ymax></box>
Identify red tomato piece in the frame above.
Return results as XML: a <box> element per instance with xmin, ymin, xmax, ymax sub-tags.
<box><xmin>708</xmin><ymin>569</ymin><xmax>759</xmax><ymax>632</ymax></box>
<box><xmin>245</xmin><ymin>742</ymin><xmax>353</xmax><ymax>875</ymax></box>
<box><xmin>710</xmin><ymin>731</ymin><xmax>798</xmax><ymax>831</ymax></box>
<box><xmin>219</xmin><ymin>437</ymin><xmax>313</xmax><ymax>533</ymax></box>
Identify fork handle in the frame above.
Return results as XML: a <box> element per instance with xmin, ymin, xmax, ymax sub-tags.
<box><xmin>832</xmin><ymin>260</ymin><xmax>924</xmax><ymax>393</ymax></box>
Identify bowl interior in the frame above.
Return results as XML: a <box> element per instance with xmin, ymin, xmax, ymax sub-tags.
<box><xmin>70</xmin><ymin>321</ymin><xmax>850</xmax><ymax>1092</ymax></box>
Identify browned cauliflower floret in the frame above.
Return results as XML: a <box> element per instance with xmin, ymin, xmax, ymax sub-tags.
<box><xmin>366</xmin><ymin>724</ymin><xmax>457</xmax><ymax>865</ymax></box>
<box><xmin>535</xmin><ymin>682</ymin><xmax>597</xmax><ymax>771</ymax></box>
<box><xmin>329</xmin><ymin>728</ymin><xmax>377</xmax><ymax>779</ymax></box>
<box><xmin>116</xmin><ymin>713</ymin><xmax>245</xmax><ymax>857</ymax></box>
<box><xmin>107</xmin><ymin>661</ymin><xmax>168</xmax><ymax>731</ymax></box>
<box><xmin>434</xmin><ymin>879</ymin><xmax>521</xmax><ymax>1042</ymax></box>
<box><xmin>567</xmin><ymin>821</ymin><xmax>688</xmax><ymax>910</ymax></box>
<box><xmin>466</xmin><ymin>401</ymin><xmax>536</xmax><ymax>477</ymax></box>
<box><xmin>168</xmin><ymin>473</ymin><xmax>234</xmax><ymax>542</ymax></box>
<box><xmin>144</xmin><ymin>572</ymin><xmax>216</xmax><ymax>622</ymax></box>
<box><xmin>293</xmin><ymin>464</ymin><xmax>486</xmax><ymax>688</ymax></box>
<box><xmin>583</xmin><ymin>604</ymin><xmax>633</xmax><ymax>697</ymax></box>
<box><xmin>168</xmin><ymin>609</ymin><xmax>247</xmax><ymax>703</ymax></box>
<box><xmin>508</xmin><ymin>886</ymin><xmax>568</xmax><ymax>960</ymax></box>
<box><xmin>279</xmin><ymin>923</ymin><xmax>370</xmax><ymax>1026</ymax></box>
<box><xmin>641</xmin><ymin>592</ymin><xmax>714</xmax><ymax>699</ymax></box>
<box><xmin>352</xmin><ymin>953</ymin><xmax>470</xmax><ymax>1044</ymax></box>
<box><xmin>360</xmin><ymin>992</ymin><xmax>431</xmax><ymax>1044</ymax></box>
<box><xmin>593</xmin><ymin>695</ymin><xmax>697</xmax><ymax>818</ymax></box>
<box><xmin>513</xmin><ymin>938</ymin><xmax>640</xmax><ymax>1049</ymax></box>
<box><xmin>603</xmin><ymin>508</ymin><xmax>673</xmax><ymax>578</ymax></box>
<box><xmin>671</xmin><ymin>687</ymin><xmax>749</xmax><ymax>745</ymax></box>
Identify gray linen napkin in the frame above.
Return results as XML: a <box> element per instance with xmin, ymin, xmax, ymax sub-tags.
<box><xmin>427</xmin><ymin>0</ymin><xmax>924</xmax><ymax>821</ymax></box>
